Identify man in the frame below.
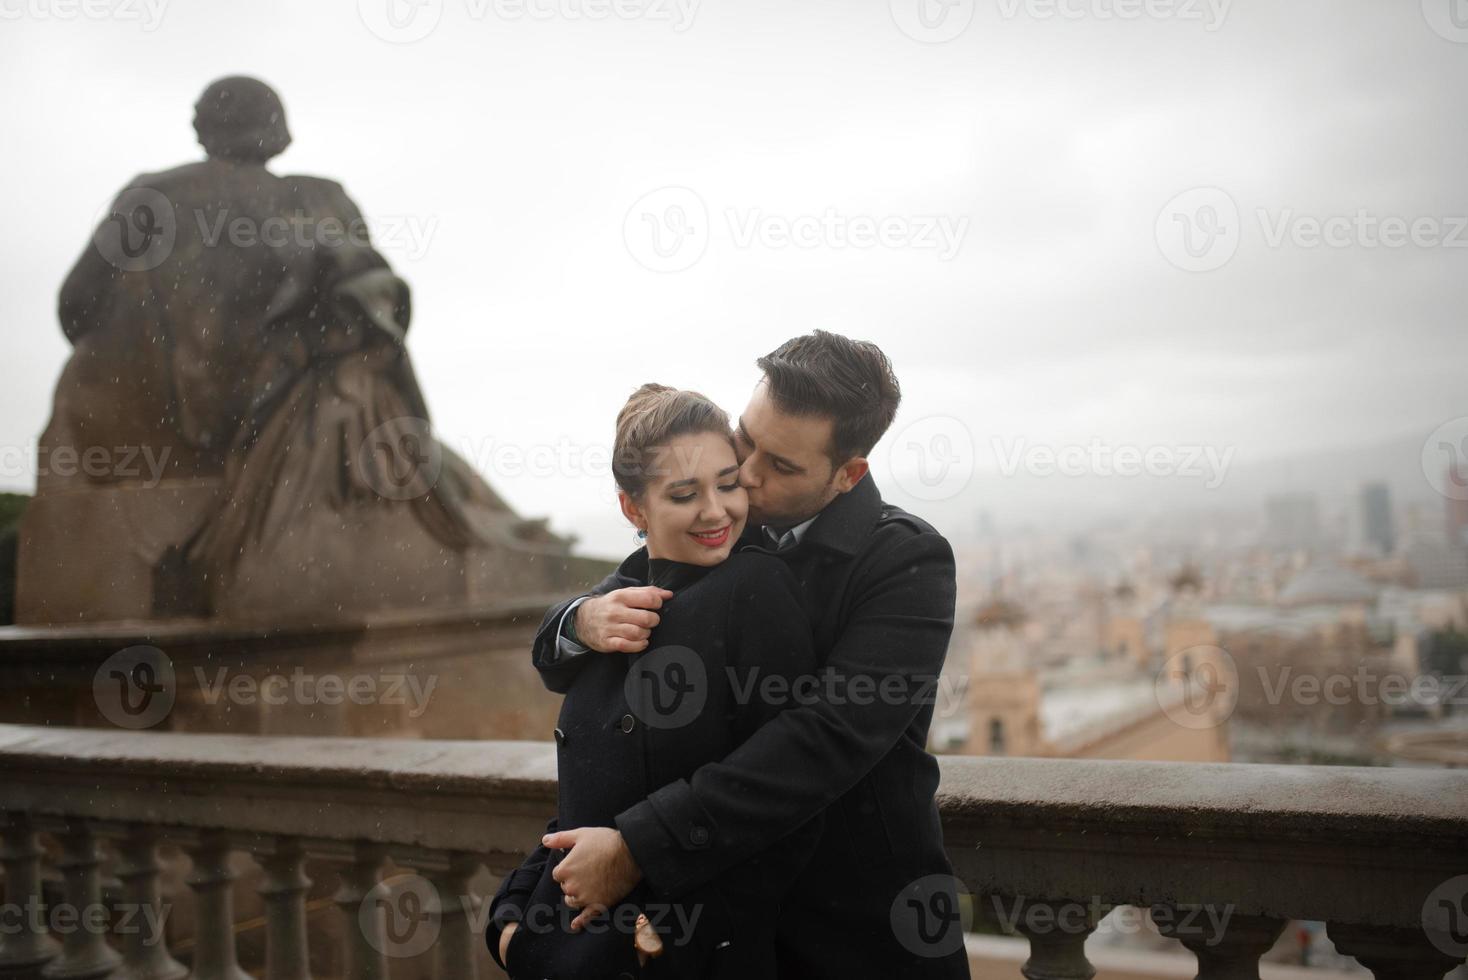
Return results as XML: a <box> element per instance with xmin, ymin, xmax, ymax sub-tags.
<box><xmin>503</xmin><ymin>331</ymin><xmax>969</xmax><ymax>977</ymax></box>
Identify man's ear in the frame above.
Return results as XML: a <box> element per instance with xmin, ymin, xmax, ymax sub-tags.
<box><xmin>832</xmin><ymin>457</ymin><xmax>869</xmax><ymax>494</ymax></box>
<box><xmin>617</xmin><ymin>491</ymin><xmax>647</xmax><ymax>532</ymax></box>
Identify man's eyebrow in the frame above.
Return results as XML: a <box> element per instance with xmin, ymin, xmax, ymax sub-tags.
<box><xmin>738</xmin><ymin>417</ymin><xmax>804</xmax><ymax>473</ymax></box>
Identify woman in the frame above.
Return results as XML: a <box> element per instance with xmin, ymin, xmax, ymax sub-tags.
<box><xmin>486</xmin><ymin>384</ymin><xmax>820</xmax><ymax>978</ymax></box>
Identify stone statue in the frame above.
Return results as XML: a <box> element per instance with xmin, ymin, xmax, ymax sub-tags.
<box><xmin>17</xmin><ymin>77</ymin><xmax>570</xmax><ymax>624</ymax></box>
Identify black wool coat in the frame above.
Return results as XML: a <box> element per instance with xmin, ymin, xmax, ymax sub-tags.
<box><xmin>488</xmin><ymin>550</ymin><xmax>823</xmax><ymax>979</ymax></box>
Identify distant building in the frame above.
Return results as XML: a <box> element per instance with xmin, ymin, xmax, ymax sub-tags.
<box><xmin>1447</xmin><ymin>466</ymin><xmax>1468</xmax><ymax>547</ymax></box>
<box><xmin>1264</xmin><ymin>493</ymin><xmax>1321</xmax><ymax>551</ymax></box>
<box><xmin>1360</xmin><ymin>482</ymin><xmax>1394</xmax><ymax>556</ymax></box>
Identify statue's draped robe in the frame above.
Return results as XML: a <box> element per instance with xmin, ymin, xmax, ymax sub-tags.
<box><xmin>46</xmin><ymin>160</ymin><xmax>514</xmax><ymax>618</ymax></box>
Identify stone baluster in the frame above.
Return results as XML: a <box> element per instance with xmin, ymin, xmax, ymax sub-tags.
<box><xmin>1152</xmin><ymin>906</ymin><xmax>1286</xmax><ymax>980</ymax></box>
<box><xmin>419</xmin><ymin>850</ymin><xmax>483</xmax><ymax>980</ymax></box>
<box><xmin>182</xmin><ymin>830</ymin><xmax>250</xmax><ymax>980</ymax></box>
<box><xmin>107</xmin><ymin>823</ymin><xmax>188</xmax><ymax>980</ymax></box>
<box><xmin>1327</xmin><ymin>923</ymin><xmax>1467</xmax><ymax>980</ymax></box>
<box><xmin>253</xmin><ymin>836</ymin><xmax>314</xmax><ymax>980</ymax></box>
<box><xmin>0</xmin><ymin>812</ymin><xmax>60</xmax><ymax>975</ymax></box>
<box><xmin>331</xmin><ymin>842</ymin><xmax>390</xmax><ymax>980</ymax></box>
<box><xmin>40</xmin><ymin>821</ymin><xmax>121</xmax><ymax>980</ymax></box>
<box><xmin>1010</xmin><ymin>897</ymin><xmax>1102</xmax><ymax>980</ymax></box>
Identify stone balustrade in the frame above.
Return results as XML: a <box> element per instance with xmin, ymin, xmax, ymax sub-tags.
<box><xmin>0</xmin><ymin>723</ymin><xmax>1465</xmax><ymax>979</ymax></box>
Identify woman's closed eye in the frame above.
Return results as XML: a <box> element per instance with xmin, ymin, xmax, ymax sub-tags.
<box><xmin>670</xmin><ymin>481</ymin><xmax>740</xmax><ymax>503</ymax></box>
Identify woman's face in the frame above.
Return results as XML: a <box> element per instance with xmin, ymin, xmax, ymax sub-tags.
<box><xmin>623</xmin><ymin>430</ymin><xmax>749</xmax><ymax>566</ymax></box>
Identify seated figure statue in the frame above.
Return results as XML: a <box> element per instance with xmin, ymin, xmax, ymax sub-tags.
<box><xmin>17</xmin><ymin>77</ymin><xmax>567</xmax><ymax>624</ymax></box>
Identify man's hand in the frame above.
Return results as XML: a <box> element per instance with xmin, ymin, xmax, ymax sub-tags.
<box><xmin>574</xmin><ymin>587</ymin><xmax>674</xmax><ymax>653</ymax></box>
<box><xmin>545</xmin><ymin>826</ymin><xmax>644</xmax><ymax>930</ymax></box>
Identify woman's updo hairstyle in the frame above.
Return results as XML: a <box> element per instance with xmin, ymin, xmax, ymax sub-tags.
<box><xmin>613</xmin><ymin>383</ymin><xmax>733</xmax><ymax>499</ymax></box>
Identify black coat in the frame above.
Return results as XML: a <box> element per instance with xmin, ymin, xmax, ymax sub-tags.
<box><xmin>488</xmin><ymin>550</ymin><xmax>823</xmax><ymax>979</ymax></box>
<box><xmin>518</xmin><ymin>474</ymin><xmax>970</xmax><ymax>979</ymax></box>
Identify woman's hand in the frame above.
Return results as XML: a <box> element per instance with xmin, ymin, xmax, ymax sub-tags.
<box><xmin>498</xmin><ymin>921</ymin><xmax>518</xmax><ymax>965</ymax></box>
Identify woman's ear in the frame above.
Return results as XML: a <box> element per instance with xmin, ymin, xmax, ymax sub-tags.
<box><xmin>617</xmin><ymin>491</ymin><xmax>647</xmax><ymax>532</ymax></box>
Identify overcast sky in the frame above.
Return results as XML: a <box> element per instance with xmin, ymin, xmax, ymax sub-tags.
<box><xmin>3</xmin><ymin>0</ymin><xmax>1465</xmax><ymax>556</ymax></box>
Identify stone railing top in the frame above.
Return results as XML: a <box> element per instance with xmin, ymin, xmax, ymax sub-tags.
<box><xmin>3</xmin><ymin>724</ymin><xmax>1466</xmax><ymax>846</ymax></box>
<box><xmin>935</xmin><ymin>753</ymin><xmax>1468</xmax><ymax>845</ymax></box>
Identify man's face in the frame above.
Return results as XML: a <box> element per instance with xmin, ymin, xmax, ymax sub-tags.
<box><xmin>735</xmin><ymin>381</ymin><xmax>847</xmax><ymax>527</ymax></box>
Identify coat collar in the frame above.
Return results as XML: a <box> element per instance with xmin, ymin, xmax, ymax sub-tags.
<box><xmin>737</xmin><ymin>472</ymin><xmax>883</xmax><ymax>559</ymax></box>
<box><xmin>614</xmin><ymin>546</ymin><xmax>716</xmax><ymax>593</ymax></box>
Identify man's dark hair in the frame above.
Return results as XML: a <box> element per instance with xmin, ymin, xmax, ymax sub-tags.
<box><xmin>756</xmin><ymin>330</ymin><xmax>901</xmax><ymax>469</ymax></box>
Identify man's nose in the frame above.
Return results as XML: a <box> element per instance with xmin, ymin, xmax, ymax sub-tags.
<box><xmin>738</xmin><ymin>456</ymin><xmax>760</xmax><ymax>488</ymax></box>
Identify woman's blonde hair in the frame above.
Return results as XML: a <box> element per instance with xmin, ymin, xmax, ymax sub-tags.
<box><xmin>612</xmin><ymin>383</ymin><xmax>732</xmax><ymax>498</ymax></box>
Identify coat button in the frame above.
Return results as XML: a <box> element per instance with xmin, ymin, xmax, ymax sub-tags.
<box><xmin>553</xmin><ymin>727</ymin><xmax>565</xmax><ymax>746</ymax></box>
<box><xmin>619</xmin><ymin>713</ymin><xmax>636</xmax><ymax>734</ymax></box>
<box><xmin>689</xmin><ymin>825</ymin><xmax>709</xmax><ymax>846</ymax></box>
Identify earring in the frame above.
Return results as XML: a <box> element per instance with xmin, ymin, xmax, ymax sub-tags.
<box><xmin>635</xmin><ymin>527</ymin><xmax>648</xmax><ymax>543</ymax></box>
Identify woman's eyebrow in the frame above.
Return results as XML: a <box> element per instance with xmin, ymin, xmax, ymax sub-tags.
<box><xmin>717</xmin><ymin>465</ymin><xmax>739</xmax><ymax>477</ymax></box>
